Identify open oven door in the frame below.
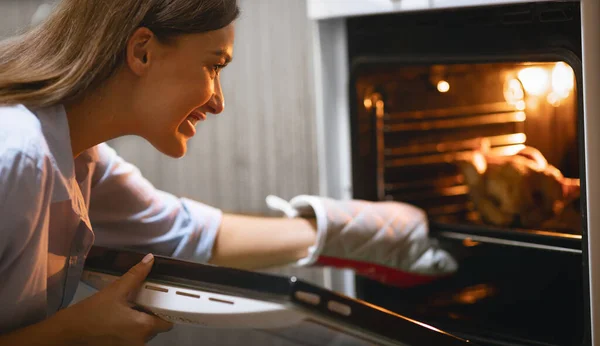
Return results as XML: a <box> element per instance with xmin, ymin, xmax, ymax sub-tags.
<box><xmin>83</xmin><ymin>246</ymin><xmax>477</xmax><ymax>346</ymax></box>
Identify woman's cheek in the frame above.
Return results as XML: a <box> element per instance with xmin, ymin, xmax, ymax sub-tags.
<box><xmin>203</xmin><ymin>74</ymin><xmax>215</xmax><ymax>93</ymax></box>
<box><xmin>197</xmin><ymin>81</ymin><xmax>215</xmax><ymax>105</ymax></box>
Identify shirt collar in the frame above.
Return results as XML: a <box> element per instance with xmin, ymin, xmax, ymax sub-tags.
<box><xmin>32</xmin><ymin>104</ymin><xmax>94</xmax><ymax>225</ymax></box>
<box><xmin>34</xmin><ymin>104</ymin><xmax>75</xmax><ymax>180</ymax></box>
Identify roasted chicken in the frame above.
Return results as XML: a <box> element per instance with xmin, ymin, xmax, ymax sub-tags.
<box><xmin>456</xmin><ymin>139</ymin><xmax>580</xmax><ymax>232</ymax></box>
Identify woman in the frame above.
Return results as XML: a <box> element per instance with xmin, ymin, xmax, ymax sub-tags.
<box><xmin>0</xmin><ymin>0</ymin><xmax>457</xmax><ymax>344</ymax></box>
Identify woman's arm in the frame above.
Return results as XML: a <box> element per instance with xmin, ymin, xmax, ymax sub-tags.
<box><xmin>208</xmin><ymin>214</ymin><xmax>317</xmax><ymax>269</ymax></box>
<box><xmin>0</xmin><ymin>314</ymin><xmax>74</xmax><ymax>346</ymax></box>
<box><xmin>88</xmin><ymin>144</ymin><xmax>316</xmax><ymax>270</ymax></box>
<box><xmin>88</xmin><ymin>143</ymin><xmax>456</xmax><ymax>283</ymax></box>
<box><xmin>87</xmin><ymin>144</ymin><xmax>454</xmax><ymax>279</ymax></box>
<box><xmin>89</xmin><ymin>144</ymin><xmax>317</xmax><ymax>268</ymax></box>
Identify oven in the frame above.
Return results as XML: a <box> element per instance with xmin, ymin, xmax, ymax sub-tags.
<box><xmin>308</xmin><ymin>1</ymin><xmax>600</xmax><ymax>345</ymax></box>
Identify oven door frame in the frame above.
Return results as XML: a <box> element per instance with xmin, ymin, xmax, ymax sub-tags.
<box><xmin>580</xmin><ymin>1</ymin><xmax>600</xmax><ymax>346</ymax></box>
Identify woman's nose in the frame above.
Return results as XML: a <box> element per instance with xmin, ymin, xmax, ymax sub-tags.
<box><xmin>208</xmin><ymin>94</ymin><xmax>224</xmax><ymax>114</ymax></box>
<box><xmin>207</xmin><ymin>78</ymin><xmax>225</xmax><ymax>114</ymax></box>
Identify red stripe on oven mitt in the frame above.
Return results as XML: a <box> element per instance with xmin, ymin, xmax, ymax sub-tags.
<box><xmin>315</xmin><ymin>256</ymin><xmax>451</xmax><ymax>288</ymax></box>
<box><xmin>266</xmin><ymin>195</ymin><xmax>458</xmax><ymax>287</ymax></box>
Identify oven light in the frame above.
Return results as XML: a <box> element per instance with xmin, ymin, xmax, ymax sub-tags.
<box><xmin>437</xmin><ymin>80</ymin><xmax>450</xmax><ymax>93</ymax></box>
<box><xmin>547</xmin><ymin>92</ymin><xmax>562</xmax><ymax>107</ymax></box>
<box><xmin>518</xmin><ymin>67</ymin><xmax>550</xmax><ymax>96</ymax></box>
<box><xmin>551</xmin><ymin>61</ymin><xmax>575</xmax><ymax>98</ymax></box>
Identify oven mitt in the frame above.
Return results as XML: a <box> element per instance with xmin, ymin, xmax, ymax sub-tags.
<box><xmin>266</xmin><ymin>195</ymin><xmax>458</xmax><ymax>287</ymax></box>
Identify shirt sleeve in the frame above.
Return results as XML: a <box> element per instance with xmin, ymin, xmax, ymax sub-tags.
<box><xmin>88</xmin><ymin>143</ymin><xmax>222</xmax><ymax>263</ymax></box>
<box><xmin>0</xmin><ymin>149</ymin><xmax>52</xmax><ymax>332</ymax></box>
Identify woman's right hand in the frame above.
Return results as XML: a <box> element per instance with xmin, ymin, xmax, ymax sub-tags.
<box><xmin>54</xmin><ymin>253</ymin><xmax>174</xmax><ymax>345</ymax></box>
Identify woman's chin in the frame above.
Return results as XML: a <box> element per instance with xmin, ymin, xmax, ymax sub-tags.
<box><xmin>167</xmin><ymin>147</ymin><xmax>187</xmax><ymax>158</ymax></box>
<box><xmin>167</xmin><ymin>142</ymin><xmax>188</xmax><ymax>158</ymax></box>
<box><xmin>150</xmin><ymin>137</ymin><xmax>188</xmax><ymax>159</ymax></box>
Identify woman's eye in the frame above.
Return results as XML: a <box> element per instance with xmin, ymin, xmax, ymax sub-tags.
<box><xmin>213</xmin><ymin>64</ymin><xmax>225</xmax><ymax>74</ymax></box>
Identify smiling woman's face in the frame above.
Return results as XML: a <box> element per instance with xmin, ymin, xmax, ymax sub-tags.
<box><xmin>126</xmin><ymin>23</ymin><xmax>235</xmax><ymax>158</ymax></box>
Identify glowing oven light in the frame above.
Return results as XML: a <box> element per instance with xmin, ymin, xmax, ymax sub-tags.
<box><xmin>518</xmin><ymin>67</ymin><xmax>549</xmax><ymax>96</ymax></box>
<box><xmin>506</xmin><ymin>62</ymin><xmax>575</xmax><ymax>109</ymax></box>
<box><xmin>437</xmin><ymin>80</ymin><xmax>450</xmax><ymax>93</ymax></box>
<box><xmin>547</xmin><ymin>92</ymin><xmax>562</xmax><ymax>107</ymax></box>
<box><xmin>552</xmin><ymin>61</ymin><xmax>575</xmax><ymax>98</ymax></box>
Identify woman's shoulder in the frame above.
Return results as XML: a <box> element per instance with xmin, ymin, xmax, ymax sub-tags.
<box><xmin>0</xmin><ymin>104</ymin><xmax>43</xmax><ymax>128</ymax></box>
<box><xmin>0</xmin><ymin>104</ymin><xmax>50</xmax><ymax>166</ymax></box>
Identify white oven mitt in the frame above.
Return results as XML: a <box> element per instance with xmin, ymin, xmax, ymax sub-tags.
<box><xmin>266</xmin><ymin>195</ymin><xmax>458</xmax><ymax>287</ymax></box>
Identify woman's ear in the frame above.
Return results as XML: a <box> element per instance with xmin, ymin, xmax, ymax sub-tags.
<box><xmin>126</xmin><ymin>27</ymin><xmax>154</xmax><ymax>76</ymax></box>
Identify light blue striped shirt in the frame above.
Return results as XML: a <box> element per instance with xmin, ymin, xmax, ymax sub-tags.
<box><xmin>0</xmin><ymin>104</ymin><xmax>222</xmax><ymax>333</ymax></box>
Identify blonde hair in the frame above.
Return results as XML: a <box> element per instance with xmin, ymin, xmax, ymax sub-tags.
<box><xmin>0</xmin><ymin>0</ymin><xmax>239</xmax><ymax>108</ymax></box>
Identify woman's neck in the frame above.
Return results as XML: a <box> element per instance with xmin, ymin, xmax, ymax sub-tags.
<box><xmin>63</xmin><ymin>75</ymin><xmax>134</xmax><ymax>158</ymax></box>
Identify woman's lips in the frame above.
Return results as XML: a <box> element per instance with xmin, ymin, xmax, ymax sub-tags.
<box><xmin>179</xmin><ymin>111</ymin><xmax>207</xmax><ymax>137</ymax></box>
<box><xmin>188</xmin><ymin>111</ymin><xmax>207</xmax><ymax>126</ymax></box>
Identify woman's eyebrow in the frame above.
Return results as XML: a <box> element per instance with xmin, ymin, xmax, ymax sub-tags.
<box><xmin>212</xmin><ymin>49</ymin><xmax>232</xmax><ymax>63</ymax></box>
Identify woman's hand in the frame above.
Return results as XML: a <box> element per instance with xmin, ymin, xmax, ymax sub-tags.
<box><xmin>0</xmin><ymin>254</ymin><xmax>172</xmax><ymax>346</ymax></box>
<box><xmin>266</xmin><ymin>195</ymin><xmax>458</xmax><ymax>287</ymax></box>
<box><xmin>54</xmin><ymin>253</ymin><xmax>173</xmax><ymax>345</ymax></box>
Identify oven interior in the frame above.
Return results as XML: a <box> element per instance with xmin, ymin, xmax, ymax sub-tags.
<box><xmin>355</xmin><ymin>60</ymin><xmax>579</xmax><ymax>233</ymax></box>
<box><xmin>346</xmin><ymin>2</ymin><xmax>588</xmax><ymax>346</ymax></box>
